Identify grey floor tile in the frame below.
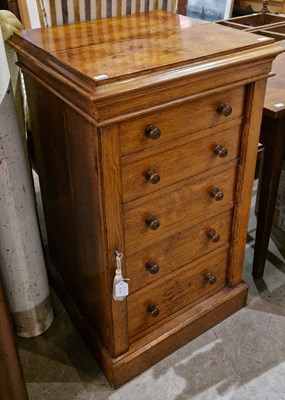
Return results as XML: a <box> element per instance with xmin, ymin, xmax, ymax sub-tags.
<box><xmin>19</xmin><ymin>348</ymin><xmax>82</xmax><ymax>383</ymax></box>
<box><xmin>27</xmin><ymin>383</ymin><xmax>87</xmax><ymax>400</ymax></box>
<box><xmin>104</xmin><ymin>331</ymin><xmax>242</xmax><ymax>400</ymax></box>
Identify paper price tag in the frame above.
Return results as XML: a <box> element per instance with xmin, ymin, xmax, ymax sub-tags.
<box><xmin>115</xmin><ymin>281</ymin><xmax>129</xmax><ymax>298</ymax></box>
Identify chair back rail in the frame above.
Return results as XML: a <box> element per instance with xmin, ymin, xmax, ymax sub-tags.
<box><xmin>20</xmin><ymin>0</ymin><xmax>178</xmax><ymax>28</ymax></box>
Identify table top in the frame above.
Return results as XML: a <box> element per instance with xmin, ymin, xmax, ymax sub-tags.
<box><xmin>12</xmin><ymin>11</ymin><xmax>277</xmax><ymax>86</ymax></box>
<box><xmin>264</xmin><ymin>40</ymin><xmax>285</xmax><ymax>118</ymax></box>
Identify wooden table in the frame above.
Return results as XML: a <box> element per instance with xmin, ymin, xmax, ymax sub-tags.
<box><xmin>253</xmin><ymin>40</ymin><xmax>285</xmax><ymax>278</ymax></box>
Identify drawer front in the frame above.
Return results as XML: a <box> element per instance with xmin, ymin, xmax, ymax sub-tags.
<box><xmin>120</xmin><ymin>86</ymin><xmax>245</xmax><ymax>156</ymax></box>
<box><xmin>128</xmin><ymin>246</ymin><xmax>228</xmax><ymax>338</ymax></box>
<box><xmin>126</xmin><ymin>208</ymin><xmax>233</xmax><ymax>293</ymax></box>
<box><xmin>122</xmin><ymin>121</ymin><xmax>241</xmax><ymax>203</ymax></box>
<box><xmin>124</xmin><ymin>160</ymin><xmax>238</xmax><ymax>253</ymax></box>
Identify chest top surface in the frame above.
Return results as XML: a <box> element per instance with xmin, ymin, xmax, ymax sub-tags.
<box><xmin>12</xmin><ymin>11</ymin><xmax>278</xmax><ymax>85</ymax></box>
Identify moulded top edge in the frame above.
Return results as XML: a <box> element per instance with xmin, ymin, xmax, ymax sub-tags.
<box><xmin>10</xmin><ymin>11</ymin><xmax>279</xmax><ymax>87</ymax></box>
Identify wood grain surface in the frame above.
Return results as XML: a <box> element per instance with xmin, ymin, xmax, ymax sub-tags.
<box><xmin>122</xmin><ymin>121</ymin><xmax>242</xmax><ymax>202</ymax></box>
<box><xmin>13</xmin><ymin>11</ymin><xmax>275</xmax><ymax>84</ymax></box>
<box><xmin>120</xmin><ymin>86</ymin><xmax>245</xmax><ymax>156</ymax></box>
<box><xmin>128</xmin><ymin>246</ymin><xmax>229</xmax><ymax>337</ymax></box>
<box><xmin>126</xmin><ymin>209</ymin><xmax>233</xmax><ymax>293</ymax></box>
<box><xmin>124</xmin><ymin>160</ymin><xmax>238</xmax><ymax>252</ymax></box>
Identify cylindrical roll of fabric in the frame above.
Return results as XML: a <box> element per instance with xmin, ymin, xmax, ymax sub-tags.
<box><xmin>0</xmin><ymin>25</ymin><xmax>53</xmax><ymax>337</ymax></box>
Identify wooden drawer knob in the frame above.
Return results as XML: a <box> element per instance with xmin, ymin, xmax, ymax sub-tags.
<box><xmin>205</xmin><ymin>272</ymin><xmax>217</xmax><ymax>284</ymax></box>
<box><xmin>217</xmin><ymin>103</ymin><xmax>232</xmax><ymax>117</ymax></box>
<box><xmin>207</xmin><ymin>230</ymin><xmax>220</xmax><ymax>243</ymax></box>
<box><xmin>145</xmin><ymin>125</ymin><xmax>161</xmax><ymax>140</ymax></box>
<box><xmin>214</xmin><ymin>145</ymin><xmax>228</xmax><ymax>158</ymax></box>
<box><xmin>145</xmin><ymin>216</ymin><xmax>160</xmax><ymax>230</ymax></box>
<box><xmin>210</xmin><ymin>187</ymin><xmax>224</xmax><ymax>201</ymax></box>
<box><xmin>146</xmin><ymin>260</ymin><xmax>160</xmax><ymax>274</ymax></box>
<box><xmin>145</xmin><ymin>170</ymin><xmax>161</xmax><ymax>184</ymax></box>
<box><xmin>147</xmin><ymin>303</ymin><xmax>160</xmax><ymax>317</ymax></box>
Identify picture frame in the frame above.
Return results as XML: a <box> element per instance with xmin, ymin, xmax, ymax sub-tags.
<box><xmin>184</xmin><ymin>0</ymin><xmax>234</xmax><ymax>22</ymax></box>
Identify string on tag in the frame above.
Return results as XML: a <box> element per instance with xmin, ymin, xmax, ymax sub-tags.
<box><xmin>113</xmin><ymin>250</ymin><xmax>129</xmax><ymax>301</ymax></box>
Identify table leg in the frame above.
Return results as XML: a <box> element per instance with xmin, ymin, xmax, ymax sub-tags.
<box><xmin>253</xmin><ymin>114</ymin><xmax>285</xmax><ymax>278</ymax></box>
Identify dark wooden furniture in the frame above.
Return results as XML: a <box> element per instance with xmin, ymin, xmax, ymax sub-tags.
<box><xmin>253</xmin><ymin>40</ymin><xmax>285</xmax><ymax>278</ymax></box>
<box><xmin>242</xmin><ymin>0</ymin><xmax>285</xmax><ymax>14</ymax></box>
<box><xmin>9</xmin><ymin>11</ymin><xmax>282</xmax><ymax>387</ymax></box>
<box><xmin>217</xmin><ymin>10</ymin><xmax>285</xmax><ymax>31</ymax></box>
<box><xmin>214</xmin><ymin>10</ymin><xmax>285</xmax><ymax>279</ymax></box>
<box><xmin>0</xmin><ymin>0</ymin><xmax>21</xmax><ymax>21</ymax></box>
<box><xmin>0</xmin><ymin>269</ymin><xmax>28</xmax><ymax>400</ymax></box>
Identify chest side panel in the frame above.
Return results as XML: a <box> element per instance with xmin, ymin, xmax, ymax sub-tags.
<box><xmin>24</xmin><ymin>76</ymin><xmax>112</xmax><ymax>350</ymax></box>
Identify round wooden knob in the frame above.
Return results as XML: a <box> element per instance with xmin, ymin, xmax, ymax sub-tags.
<box><xmin>214</xmin><ymin>145</ymin><xmax>228</xmax><ymax>158</ymax></box>
<box><xmin>205</xmin><ymin>272</ymin><xmax>217</xmax><ymax>284</ymax></box>
<box><xmin>146</xmin><ymin>260</ymin><xmax>160</xmax><ymax>274</ymax></box>
<box><xmin>145</xmin><ymin>170</ymin><xmax>161</xmax><ymax>184</ymax></box>
<box><xmin>145</xmin><ymin>216</ymin><xmax>160</xmax><ymax>230</ymax></box>
<box><xmin>207</xmin><ymin>230</ymin><xmax>220</xmax><ymax>243</ymax></box>
<box><xmin>145</xmin><ymin>125</ymin><xmax>161</xmax><ymax>140</ymax></box>
<box><xmin>217</xmin><ymin>103</ymin><xmax>232</xmax><ymax>117</ymax></box>
<box><xmin>210</xmin><ymin>187</ymin><xmax>224</xmax><ymax>201</ymax></box>
<box><xmin>147</xmin><ymin>303</ymin><xmax>160</xmax><ymax>317</ymax></box>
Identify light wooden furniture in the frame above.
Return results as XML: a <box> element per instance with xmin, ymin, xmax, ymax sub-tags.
<box><xmin>253</xmin><ymin>40</ymin><xmax>285</xmax><ymax>278</ymax></box>
<box><xmin>9</xmin><ymin>11</ymin><xmax>282</xmax><ymax>387</ymax></box>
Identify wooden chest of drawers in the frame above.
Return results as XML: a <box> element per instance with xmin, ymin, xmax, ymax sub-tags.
<box><xmin>9</xmin><ymin>11</ymin><xmax>282</xmax><ymax>387</ymax></box>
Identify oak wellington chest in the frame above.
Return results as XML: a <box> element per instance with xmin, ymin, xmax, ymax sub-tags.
<box><xmin>9</xmin><ymin>11</ymin><xmax>283</xmax><ymax>387</ymax></box>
